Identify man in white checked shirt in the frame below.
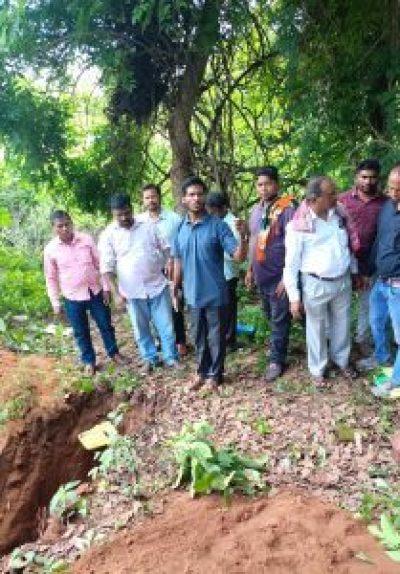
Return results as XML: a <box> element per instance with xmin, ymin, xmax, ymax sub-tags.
<box><xmin>283</xmin><ymin>176</ymin><xmax>359</xmax><ymax>388</ymax></box>
<box><xmin>98</xmin><ymin>194</ymin><xmax>178</xmax><ymax>373</ymax></box>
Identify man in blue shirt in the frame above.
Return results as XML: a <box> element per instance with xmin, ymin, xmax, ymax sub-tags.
<box><xmin>363</xmin><ymin>166</ymin><xmax>400</xmax><ymax>397</ymax></box>
<box><xmin>172</xmin><ymin>176</ymin><xmax>248</xmax><ymax>391</ymax></box>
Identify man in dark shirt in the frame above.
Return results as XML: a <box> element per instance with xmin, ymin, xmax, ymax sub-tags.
<box><xmin>339</xmin><ymin>159</ymin><xmax>386</xmax><ymax>355</ymax></box>
<box><xmin>365</xmin><ymin>166</ymin><xmax>400</xmax><ymax>397</ymax></box>
<box><xmin>172</xmin><ymin>176</ymin><xmax>248</xmax><ymax>392</ymax></box>
<box><xmin>246</xmin><ymin>166</ymin><xmax>296</xmax><ymax>382</ymax></box>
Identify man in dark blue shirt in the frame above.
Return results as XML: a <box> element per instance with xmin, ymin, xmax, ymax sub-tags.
<box><xmin>362</xmin><ymin>166</ymin><xmax>400</xmax><ymax>397</ymax></box>
<box><xmin>172</xmin><ymin>176</ymin><xmax>248</xmax><ymax>391</ymax></box>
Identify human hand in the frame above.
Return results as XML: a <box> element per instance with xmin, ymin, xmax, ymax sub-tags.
<box><xmin>53</xmin><ymin>306</ymin><xmax>64</xmax><ymax>318</ymax></box>
<box><xmin>235</xmin><ymin>218</ymin><xmax>248</xmax><ymax>237</ymax></box>
<box><xmin>165</xmin><ymin>259</ymin><xmax>174</xmax><ymax>281</ymax></box>
<box><xmin>103</xmin><ymin>290</ymin><xmax>112</xmax><ymax>306</ymax></box>
<box><xmin>245</xmin><ymin>268</ymin><xmax>254</xmax><ymax>289</ymax></box>
<box><xmin>275</xmin><ymin>280</ymin><xmax>286</xmax><ymax>298</ymax></box>
<box><xmin>115</xmin><ymin>293</ymin><xmax>127</xmax><ymax>311</ymax></box>
<box><xmin>290</xmin><ymin>301</ymin><xmax>303</xmax><ymax>320</ymax></box>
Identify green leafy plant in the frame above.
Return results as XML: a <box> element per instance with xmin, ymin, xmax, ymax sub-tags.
<box><xmin>167</xmin><ymin>421</ymin><xmax>268</xmax><ymax>498</ymax></box>
<box><xmin>49</xmin><ymin>480</ymin><xmax>88</xmax><ymax>521</ymax></box>
<box><xmin>88</xmin><ymin>405</ymin><xmax>139</xmax><ymax>495</ymax></box>
<box><xmin>252</xmin><ymin>417</ymin><xmax>272</xmax><ymax>436</ymax></box>
<box><xmin>357</xmin><ymin>479</ymin><xmax>400</xmax><ymax>524</ymax></box>
<box><xmin>369</xmin><ymin>514</ymin><xmax>400</xmax><ymax>562</ymax></box>
<box><xmin>9</xmin><ymin>547</ymin><xmax>68</xmax><ymax>572</ymax></box>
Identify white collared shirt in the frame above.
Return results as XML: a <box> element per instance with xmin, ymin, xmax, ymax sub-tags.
<box><xmin>223</xmin><ymin>211</ymin><xmax>240</xmax><ymax>280</ymax></box>
<box><xmin>283</xmin><ymin>209</ymin><xmax>353</xmax><ymax>302</ymax></box>
<box><xmin>98</xmin><ymin>220</ymin><xmax>169</xmax><ymax>300</ymax></box>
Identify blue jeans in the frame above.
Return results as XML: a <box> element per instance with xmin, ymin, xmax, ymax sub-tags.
<box><xmin>64</xmin><ymin>290</ymin><xmax>118</xmax><ymax>366</ymax></box>
<box><xmin>126</xmin><ymin>287</ymin><xmax>177</xmax><ymax>365</ymax></box>
<box><xmin>369</xmin><ymin>279</ymin><xmax>400</xmax><ymax>386</ymax></box>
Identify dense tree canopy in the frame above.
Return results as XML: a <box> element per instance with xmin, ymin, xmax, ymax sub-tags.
<box><xmin>0</xmin><ymin>0</ymin><xmax>399</xmax><ymax>210</ymax></box>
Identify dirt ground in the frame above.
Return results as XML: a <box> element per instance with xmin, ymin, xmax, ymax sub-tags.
<box><xmin>1</xmin><ymin>316</ymin><xmax>400</xmax><ymax>572</ymax></box>
<box><xmin>0</xmin><ymin>348</ymin><xmax>60</xmax><ymax>408</ymax></box>
<box><xmin>73</xmin><ymin>489</ymin><xmax>399</xmax><ymax>574</ymax></box>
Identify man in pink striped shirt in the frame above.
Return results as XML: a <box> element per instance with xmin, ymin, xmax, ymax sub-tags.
<box><xmin>44</xmin><ymin>210</ymin><xmax>124</xmax><ymax>375</ymax></box>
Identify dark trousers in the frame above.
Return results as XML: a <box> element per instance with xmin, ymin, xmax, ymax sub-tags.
<box><xmin>259</xmin><ymin>279</ymin><xmax>291</xmax><ymax>366</ymax></box>
<box><xmin>64</xmin><ymin>290</ymin><xmax>118</xmax><ymax>366</ymax></box>
<box><xmin>189</xmin><ymin>306</ymin><xmax>226</xmax><ymax>383</ymax></box>
<box><xmin>225</xmin><ymin>277</ymin><xmax>238</xmax><ymax>348</ymax></box>
<box><xmin>173</xmin><ymin>308</ymin><xmax>186</xmax><ymax>345</ymax></box>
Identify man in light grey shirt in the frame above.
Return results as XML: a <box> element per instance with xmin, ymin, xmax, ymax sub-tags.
<box><xmin>283</xmin><ymin>176</ymin><xmax>358</xmax><ymax>388</ymax></box>
<box><xmin>137</xmin><ymin>183</ymin><xmax>187</xmax><ymax>357</ymax></box>
<box><xmin>98</xmin><ymin>193</ymin><xmax>178</xmax><ymax>372</ymax></box>
<box><xmin>206</xmin><ymin>192</ymin><xmax>240</xmax><ymax>351</ymax></box>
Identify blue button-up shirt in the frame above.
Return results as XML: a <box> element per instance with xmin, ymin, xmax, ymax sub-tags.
<box><xmin>172</xmin><ymin>213</ymin><xmax>238</xmax><ymax>307</ymax></box>
<box><xmin>372</xmin><ymin>199</ymin><xmax>400</xmax><ymax>279</ymax></box>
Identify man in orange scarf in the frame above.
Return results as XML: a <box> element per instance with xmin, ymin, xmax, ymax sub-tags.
<box><xmin>246</xmin><ymin>167</ymin><xmax>297</xmax><ymax>381</ymax></box>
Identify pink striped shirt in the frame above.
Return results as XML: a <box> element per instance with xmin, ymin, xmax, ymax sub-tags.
<box><xmin>44</xmin><ymin>231</ymin><xmax>109</xmax><ymax>310</ymax></box>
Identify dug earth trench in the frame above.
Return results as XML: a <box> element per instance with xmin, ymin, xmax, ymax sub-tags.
<box><xmin>73</xmin><ymin>490</ymin><xmax>399</xmax><ymax>574</ymax></box>
<box><xmin>0</xmin><ymin>390</ymin><xmax>117</xmax><ymax>554</ymax></box>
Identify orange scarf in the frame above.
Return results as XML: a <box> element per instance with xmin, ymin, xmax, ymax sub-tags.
<box><xmin>255</xmin><ymin>196</ymin><xmax>296</xmax><ymax>262</ymax></box>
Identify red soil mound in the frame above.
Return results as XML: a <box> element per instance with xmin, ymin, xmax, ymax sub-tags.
<box><xmin>73</xmin><ymin>490</ymin><xmax>398</xmax><ymax>574</ymax></box>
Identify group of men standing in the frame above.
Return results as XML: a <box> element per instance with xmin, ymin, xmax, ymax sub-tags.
<box><xmin>44</xmin><ymin>159</ymin><xmax>400</xmax><ymax>397</ymax></box>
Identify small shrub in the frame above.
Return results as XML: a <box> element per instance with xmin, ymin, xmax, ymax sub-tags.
<box><xmin>167</xmin><ymin>420</ymin><xmax>268</xmax><ymax>498</ymax></box>
<box><xmin>49</xmin><ymin>480</ymin><xmax>88</xmax><ymax>521</ymax></box>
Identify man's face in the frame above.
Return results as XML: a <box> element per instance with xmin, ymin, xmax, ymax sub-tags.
<box><xmin>112</xmin><ymin>206</ymin><xmax>133</xmax><ymax>228</ymax></box>
<box><xmin>315</xmin><ymin>179</ymin><xmax>337</xmax><ymax>212</ymax></box>
<box><xmin>355</xmin><ymin>169</ymin><xmax>379</xmax><ymax>196</ymax></box>
<box><xmin>256</xmin><ymin>175</ymin><xmax>279</xmax><ymax>203</ymax></box>
<box><xmin>182</xmin><ymin>184</ymin><xmax>206</xmax><ymax>213</ymax></box>
<box><xmin>143</xmin><ymin>188</ymin><xmax>160</xmax><ymax>212</ymax></box>
<box><xmin>387</xmin><ymin>172</ymin><xmax>400</xmax><ymax>204</ymax></box>
<box><xmin>53</xmin><ymin>217</ymin><xmax>73</xmax><ymax>243</ymax></box>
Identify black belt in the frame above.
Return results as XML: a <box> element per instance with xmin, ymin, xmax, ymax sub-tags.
<box><xmin>307</xmin><ymin>272</ymin><xmax>346</xmax><ymax>282</ymax></box>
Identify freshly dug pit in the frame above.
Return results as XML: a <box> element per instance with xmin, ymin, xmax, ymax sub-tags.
<box><xmin>73</xmin><ymin>490</ymin><xmax>399</xmax><ymax>574</ymax></box>
<box><xmin>0</xmin><ymin>391</ymin><xmax>116</xmax><ymax>554</ymax></box>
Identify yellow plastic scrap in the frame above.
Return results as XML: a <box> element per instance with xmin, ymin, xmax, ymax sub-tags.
<box><xmin>78</xmin><ymin>421</ymin><xmax>117</xmax><ymax>450</ymax></box>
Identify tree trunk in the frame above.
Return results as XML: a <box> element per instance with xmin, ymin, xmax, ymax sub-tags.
<box><xmin>167</xmin><ymin>0</ymin><xmax>220</xmax><ymax>205</ymax></box>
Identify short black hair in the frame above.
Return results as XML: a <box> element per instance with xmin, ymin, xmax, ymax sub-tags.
<box><xmin>255</xmin><ymin>166</ymin><xmax>279</xmax><ymax>182</ymax></box>
<box><xmin>109</xmin><ymin>194</ymin><xmax>131</xmax><ymax>210</ymax></box>
<box><xmin>142</xmin><ymin>183</ymin><xmax>161</xmax><ymax>198</ymax></box>
<box><xmin>356</xmin><ymin>158</ymin><xmax>381</xmax><ymax>174</ymax></box>
<box><xmin>181</xmin><ymin>175</ymin><xmax>207</xmax><ymax>196</ymax></box>
<box><xmin>206</xmin><ymin>191</ymin><xmax>229</xmax><ymax>209</ymax></box>
<box><xmin>50</xmin><ymin>210</ymin><xmax>71</xmax><ymax>225</ymax></box>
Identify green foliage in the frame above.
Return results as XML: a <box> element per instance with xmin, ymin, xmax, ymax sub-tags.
<box><xmin>358</xmin><ymin>479</ymin><xmax>400</xmax><ymax>562</ymax></box>
<box><xmin>369</xmin><ymin>515</ymin><xmax>400</xmax><ymax>563</ymax></box>
<box><xmin>167</xmin><ymin>420</ymin><xmax>268</xmax><ymax>498</ymax></box>
<box><xmin>252</xmin><ymin>417</ymin><xmax>273</xmax><ymax>436</ymax></box>
<box><xmin>49</xmin><ymin>480</ymin><xmax>88</xmax><ymax>521</ymax></box>
<box><xmin>0</xmin><ymin>71</ymin><xmax>70</xmax><ymax>177</ymax></box>
<box><xmin>9</xmin><ymin>548</ymin><xmax>68</xmax><ymax>573</ymax></box>
<box><xmin>278</xmin><ymin>0</ymin><xmax>400</xmax><ymax>179</ymax></box>
<box><xmin>0</xmin><ymin>392</ymin><xmax>34</xmax><ymax>426</ymax></box>
<box><xmin>238</xmin><ymin>303</ymin><xmax>270</xmax><ymax>346</ymax></box>
<box><xmin>357</xmin><ymin>480</ymin><xmax>400</xmax><ymax>524</ymax></box>
<box><xmin>89</xmin><ymin>405</ymin><xmax>139</xmax><ymax>495</ymax></box>
<box><xmin>0</xmin><ymin>245</ymin><xmax>49</xmax><ymax>318</ymax></box>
